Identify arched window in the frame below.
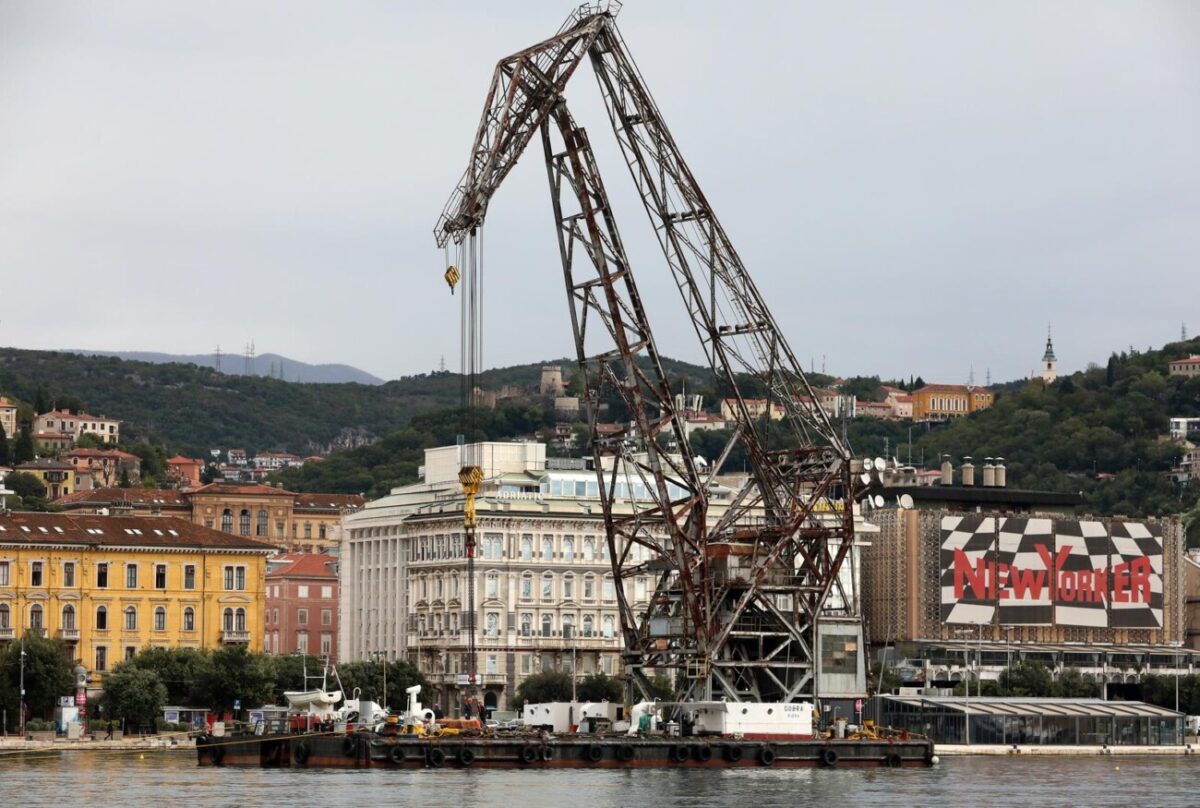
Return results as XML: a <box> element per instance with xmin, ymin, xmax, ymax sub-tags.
<box><xmin>485</xmin><ymin>612</ymin><xmax>499</xmax><ymax>638</ymax></box>
<box><xmin>563</xmin><ymin>574</ymin><xmax>575</xmax><ymax>600</ymax></box>
<box><xmin>0</xmin><ymin>604</ymin><xmax>8</xmax><ymax>629</ymax></box>
<box><xmin>542</xmin><ymin>537</ymin><xmax>553</xmax><ymax>561</ymax></box>
<box><xmin>541</xmin><ymin>573</ymin><xmax>553</xmax><ymax>600</ymax></box>
<box><xmin>256</xmin><ymin>509</ymin><xmax>268</xmax><ymax>537</ymax></box>
<box><xmin>520</xmin><ymin>536</ymin><xmax>533</xmax><ymax>561</ymax></box>
<box><xmin>123</xmin><ymin>606</ymin><xmax>137</xmax><ymax>631</ymax></box>
<box><xmin>520</xmin><ymin>574</ymin><xmax>533</xmax><ymax>600</ymax></box>
<box><xmin>183</xmin><ymin>607</ymin><xmax>195</xmax><ymax>632</ymax></box>
<box><xmin>153</xmin><ymin>606</ymin><xmax>166</xmax><ymax>631</ymax></box>
<box><xmin>29</xmin><ymin>604</ymin><xmax>43</xmax><ymax>630</ymax></box>
<box><xmin>562</xmin><ymin>613</ymin><xmax>575</xmax><ymax>639</ymax></box>
<box><xmin>221</xmin><ymin>508</ymin><xmax>233</xmax><ymax>533</ymax></box>
<box><xmin>563</xmin><ymin>536</ymin><xmax>575</xmax><ymax>562</ymax></box>
<box><xmin>541</xmin><ymin>614</ymin><xmax>553</xmax><ymax>636</ymax></box>
<box><xmin>435</xmin><ymin>576</ymin><xmax>444</xmax><ymax>599</ymax></box>
<box><xmin>95</xmin><ymin>605</ymin><xmax>107</xmax><ymax>630</ymax></box>
<box><xmin>520</xmin><ymin>613</ymin><xmax>532</xmax><ymax>636</ymax></box>
<box><xmin>239</xmin><ymin>509</ymin><xmax>251</xmax><ymax>537</ymax></box>
<box><xmin>235</xmin><ymin>608</ymin><xmax>246</xmax><ymax>632</ymax></box>
<box><xmin>582</xmin><ymin>614</ymin><xmax>594</xmax><ymax>637</ymax></box>
<box><xmin>602</xmin><ymin>615</ymin><xmax>615</xmax><ymax>638</ymax></box>
<box><xmin>223</xmin><ymin>608</ymin><xmax>234</xmax><ymax>631</ymax></box>
<box><xmin>583</xmin><ymin>538</ymin><xmax>595</xmax><ymax>562</ymax></box>
<box><xmin>61</xmin><ymin>604</ymin><xmax>76</xmax><ymax>630</ymax></box>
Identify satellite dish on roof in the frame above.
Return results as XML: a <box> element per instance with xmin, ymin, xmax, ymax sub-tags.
<box><xmin>859</xmin><ymin>473</ymin><xmax>872</xmax><ymax>486</ymax></box>
<box><xmin>873</xmin><ymin>457</ymin><xmax>886</xmax><ymax>472</ymax></box>
<box><xmin>899</xmin><ymin>494</ymin><xmax>915</xmax><ymax>510</ymax></box>
<box><xmin>872</xmin><ymin>494</ymin><xmax>885</xmax><ymax>508</ymax></box>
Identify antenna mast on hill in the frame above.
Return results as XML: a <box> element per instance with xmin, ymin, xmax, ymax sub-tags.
<box><xmin>214</xmin><ymin>345</ymin><xmax>222</xmax><ymax>373</ymax></box>
<box><xmin>244</xmin><ymin>340</ymin><xmax>256</xmax><ymax>375</ymax></box>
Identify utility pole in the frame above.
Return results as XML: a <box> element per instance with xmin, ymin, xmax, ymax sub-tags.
<box><xmin>19</xmin><ymin>635</ymin><xmax>26</xmax><ymax>738</ymax></box>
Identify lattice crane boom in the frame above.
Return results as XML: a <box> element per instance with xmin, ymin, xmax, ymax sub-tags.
<box><xmin>435</xmin><ymin>2</ymin><xmax>860</xmax><ymax>706</ymax></box>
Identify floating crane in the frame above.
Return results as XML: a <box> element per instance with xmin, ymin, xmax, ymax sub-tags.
<box><xmin>436</xmin><ymin>1</ymin><xmax>862</xmax><ymax>707</ymax></box>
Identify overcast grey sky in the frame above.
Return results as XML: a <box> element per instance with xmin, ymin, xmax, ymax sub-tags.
<box><xmin>1</xmin><ymin>1</ymin><xmax>1196</xmax><ymax>384</ymax></box>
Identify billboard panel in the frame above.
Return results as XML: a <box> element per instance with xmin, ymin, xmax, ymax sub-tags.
<box><xmin>939</xmin><ymin>517</ymin><xmax>1163</xmax><ymax>629</ymax></box>
<box><xmin>1109</xmin><ymin>521</ymin><xmax>1163</xmax><ymax>629</ymax></box>
<box><xmin>996</xmin><ymin>517</ymin><xmax>1053</xmax><ymax>625</ymax></box>
<box><xmin>939</xmin><ymin>514</ymin><xmax>996</xmax><ymax>625</ymax></box>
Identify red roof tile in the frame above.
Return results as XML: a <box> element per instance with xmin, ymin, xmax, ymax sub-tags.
<box><xmin>266</xmin><ymin>553</ymin><xmax>338</xmax><ymax>579</ymax></box>
<box><xmin>0</xmin><ymin>512</ymin><xmax>275</xmax><ymax>551</ymax></box>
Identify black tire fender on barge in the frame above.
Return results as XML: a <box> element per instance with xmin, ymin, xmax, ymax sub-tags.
<box><xmin>459</xmin><ymin>747</ymin><xmax>476</xmax><ymax>766</ymax></box>
<box><xmin>427</xmin><ymin>747</ymin><xmax>446</xmax><ymax>768</ymax></box>
<box><xmin>342</xmin><ymin>735</ymin><xmax>358</xmax><ymax>758</ymax></box>
<box><xmin>820</xmin><ymin>748</ymin><xmax>839</xmax><ymax>768</ymax></box>
<box><xmin>293</xmin><ymin>742</ymin><xmax>310</xmax><ymax>766</ymax></box>
<box><xmin>539</xmin><ymin>745</ymin><xmax>555</xmax><ymax>762</ymax></box>
<box><xmin>584</xmin><ymin>744</ymin><xmax>603</xmax><ymax>763</ymax></box>
<box><xmin>884</xmin><ymin>752</ymin><xmax>902</xmax><ymax>768</ymax></box>
<box><xmin>616</xmin><ymin>744</ymin><xmax>636</xmax><ymax>763</ymax></box>
<box><xmin>758</xmin><ymin>746</ymin><xmax>776</xmax><ymax>766</ymax></box>
<box><xmin>723</xmin><ymin>745</ymin><xmax>743</xmax><ymax>763</ymax></box>
<box><xmin>669</xmin><ymin>745</ymin><xmax>689</xmax><ymax>763</ymax></box>
<box><xmin>520</xmin><ymin>745</ymin><xmax>539</xmax><ymax>764</ymax></box>
<box><xmin>388</xmin><ymin>745</ymin><xmax>405</xmax><ymax>765</ymax></box>
<box><xmin>693</xmin><ymin>745</ymin><xmax>713</xmax><ymax>763</ymax></box>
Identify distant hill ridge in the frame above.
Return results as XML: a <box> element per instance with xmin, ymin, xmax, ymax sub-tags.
<box><xmin>64</xmin><ymin>349</ymin><xmax>384</xmax><ymax>386</ymax></box>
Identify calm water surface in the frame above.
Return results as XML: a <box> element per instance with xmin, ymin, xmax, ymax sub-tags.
<box><xmin>0</xmin><ymin>750</ymin><xmax>1195</xmax><ymax>807</ymax></box>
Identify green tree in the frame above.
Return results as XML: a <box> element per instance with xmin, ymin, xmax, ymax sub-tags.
<box><xmin>998</xmin><ymin>661</ymin><xmax>1055</xmax><ymax>697</ymax></box>
<box><xmin>333</xmin><ymin>660</ymin><xmax>429</xmax><ymax>713</ymax></box>
<box><xmin>0</xmin><ymin>634</ymin><xmax>75</xmax><ymax>723</ymax></box>
<box><xmin>13</xmin><ymin>425</ymin><xmax>35</xmax><ymax>465</ymax></box>
<box><xmin>515</xmin><ymin>670</ymin><xmax>573</xmax><ymax>705</ymax></box>
<box><xmin>194</xmin><ymin>645</ymin><xmax>276</xmax><ymax>714</ymax></box>
<box><xmin>0</xmin><ymin>421</ymin><xmax>9</xmax><ymax>467</ymax></box>
<box><xmin>129</xmin><ymin>647</ymin><xmax>211</xmax><ymax>706</ymax></box>
<box><xmin>646</xmin><ymin>675</ymin><xmax>675</xmax><ymax>701</ymax></box>
<box><xmin>34</xmin><ymin>386</ymin><xmax>49</xmax><ymax>415</ymax></box>
<box><xmin>1053</xmin><ymin>667</ymin><xmax>1099</xmax><ymax>698</ymax></box>
<box><xmin>101</xmin><ymin>664</ymin><xmax>168</xmax><ymax>727</ymax></box>
<box><xmin>4</xmin><ymin>471</ymin><xmax>51</xmax><ymax>510</ymax></box>
<box><xmin>576</xmin><ymin>672</ymin><xmax>623</xmax><ymax>702</ymax></box>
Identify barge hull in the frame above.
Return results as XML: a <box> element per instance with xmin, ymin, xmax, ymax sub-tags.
<box><xmin>197</xmin><ymin>733</ymin><xmax>934</xmax><ymax>769</ymax></box>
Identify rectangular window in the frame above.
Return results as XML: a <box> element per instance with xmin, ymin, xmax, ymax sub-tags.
<box><xmin>321</xmin><ymin>586</ymin><xmax>332</xmax><ymax>599</ymax></box>
<box><xmin>602</xmin><ymin>579</ymin><xmax>615</xmax><ymax>601</ymax></box>
<box><xmin>321</xmin><ymin>609</ymin><xmax>331</xmax><ymax>626</ymax></box>
<box><xmin>125</xmin><ymin>564</ymin><xmax>137</xmax><ymax>589</ymax></box>
<box><xmin>297</xmin><ymin>609</ymin><xmax>308</xmax><ymax>626</ymax></box>
<box><xmin>95</xmin><ymin>646</ymin><xmax>107</xmax><ymax>672</ymax></box>
<box><xmin>224</xmin><ymin>566</ymin><xmax>234</xmax><ymax>590</ymax></box>
<box><xmin>63</xmin><ymin>562</ymin><xmax>75</xmax><ymax>588</ymax></box>
<box><xmin>542</xmin><ymin>578</ymin><xmax>552</xmax><ymax>599</ymax></box>
<box><xmin>320</xmin><ymin>633</ymin><xmax>332</xmax><ymax>655</ymax></box>
<box><xmin>296</xmin><ymin>632</ymin><xmax>309</xmax><ymax>654</ymax></box>
<box><xmin>486</xmin><ymin>575</ymin><xmax>499</xmax><ymax>599</ymax></box>
<box><xmin>31</xmin><ymin>562</ymin><xmax>43</xmax><ymax>587</ymax></box>
<box><xmin>0</xmin><ymin>561</ymin><xmax>8</xmax><ymax>587</ymax></box>
<box><xmin>184</xmin><ymin>565</ymin><xmax>196</xmax><ymax>590</ymax></box>
<box><xmin>584</xmin><ymin>578</ymin><xmax>595</xmax><ymax>600</ymax></box>
<box><xmin>298</xmin><ymin>585</ymin><xmax>309</xmax><ymax>598</ymax></box>
<box><xmin>235</xmin><ymin>567</ymin><xmax>245</xmax><ymax>590</ymax></box>
<box><xmin>125</xmin><ymin>646</ymin><xmax>136</xmax><ymax>661</ymax></box>
<box><xmin>486</xmin><ymin>654</ymin><xmax>498</xmax><ymax>675</ymax></box>
<box><xmin>155</xmin><ymin>564</ymin><xmax>167</xmax><ymax>589</ymax></box>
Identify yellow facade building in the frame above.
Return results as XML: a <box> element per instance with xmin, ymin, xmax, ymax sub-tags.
<box><xmin>0</xmin><ymin>512</ymin><xmax>275</xmax><ymax>684</ymax></box>
<box><xmin>911</xmin><ymin>384</ymin><xmax>994</xmax><ymax>422</ymax></box>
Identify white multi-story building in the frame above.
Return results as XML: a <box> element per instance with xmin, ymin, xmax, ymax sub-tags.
<box><xmin>341</xmin><ymin>441</ymin><xmax>732</xmax><ymax>717</ymax></box>
<box><xmin>32</xmin><ymin>410</ymin><xmax>121</xmax><ymax>444</ymax></box>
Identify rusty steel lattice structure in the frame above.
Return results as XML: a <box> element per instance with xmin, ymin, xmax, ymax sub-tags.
<box><xmin>435</xmin><ymin>2</ymin><xmax>859</xmax><ymax>705</ymax></box>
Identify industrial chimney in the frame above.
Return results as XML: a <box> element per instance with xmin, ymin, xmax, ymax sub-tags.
<box><xmin>961</xmin><ymin>457</ymin><xmax>975</xmax><ymax>487</ymax></box>
<box><xmin>940</xmin><ymin>455</ymin><xmax>953</xmax><ymax>486</ymax></box>
<box><xmin>982</xmin><ymin>457</ymin><xmax>996</xmax><ymax>487</ymax></box>
<box><xmin>994</xmin><ymin>457</ymin><xmax>1007</xmax><ymax>488</ymax></box>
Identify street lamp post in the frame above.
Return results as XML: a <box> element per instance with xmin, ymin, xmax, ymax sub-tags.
<box><xmin>19</xmin><ymin>637</ymin><xmax>26</xmax><ymax>738</ymax></box>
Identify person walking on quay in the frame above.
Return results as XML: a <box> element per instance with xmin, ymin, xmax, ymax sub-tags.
<box><xmin>104</xmin><ymin>720</ymin><xmax>114</xmax><ymax>741</ymax></box>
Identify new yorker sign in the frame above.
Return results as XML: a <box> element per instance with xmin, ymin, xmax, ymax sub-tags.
<box><xmin>939</xmin><ymin>516</ymin><xmax>1163</xmax><ymax>629</ymax></box>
